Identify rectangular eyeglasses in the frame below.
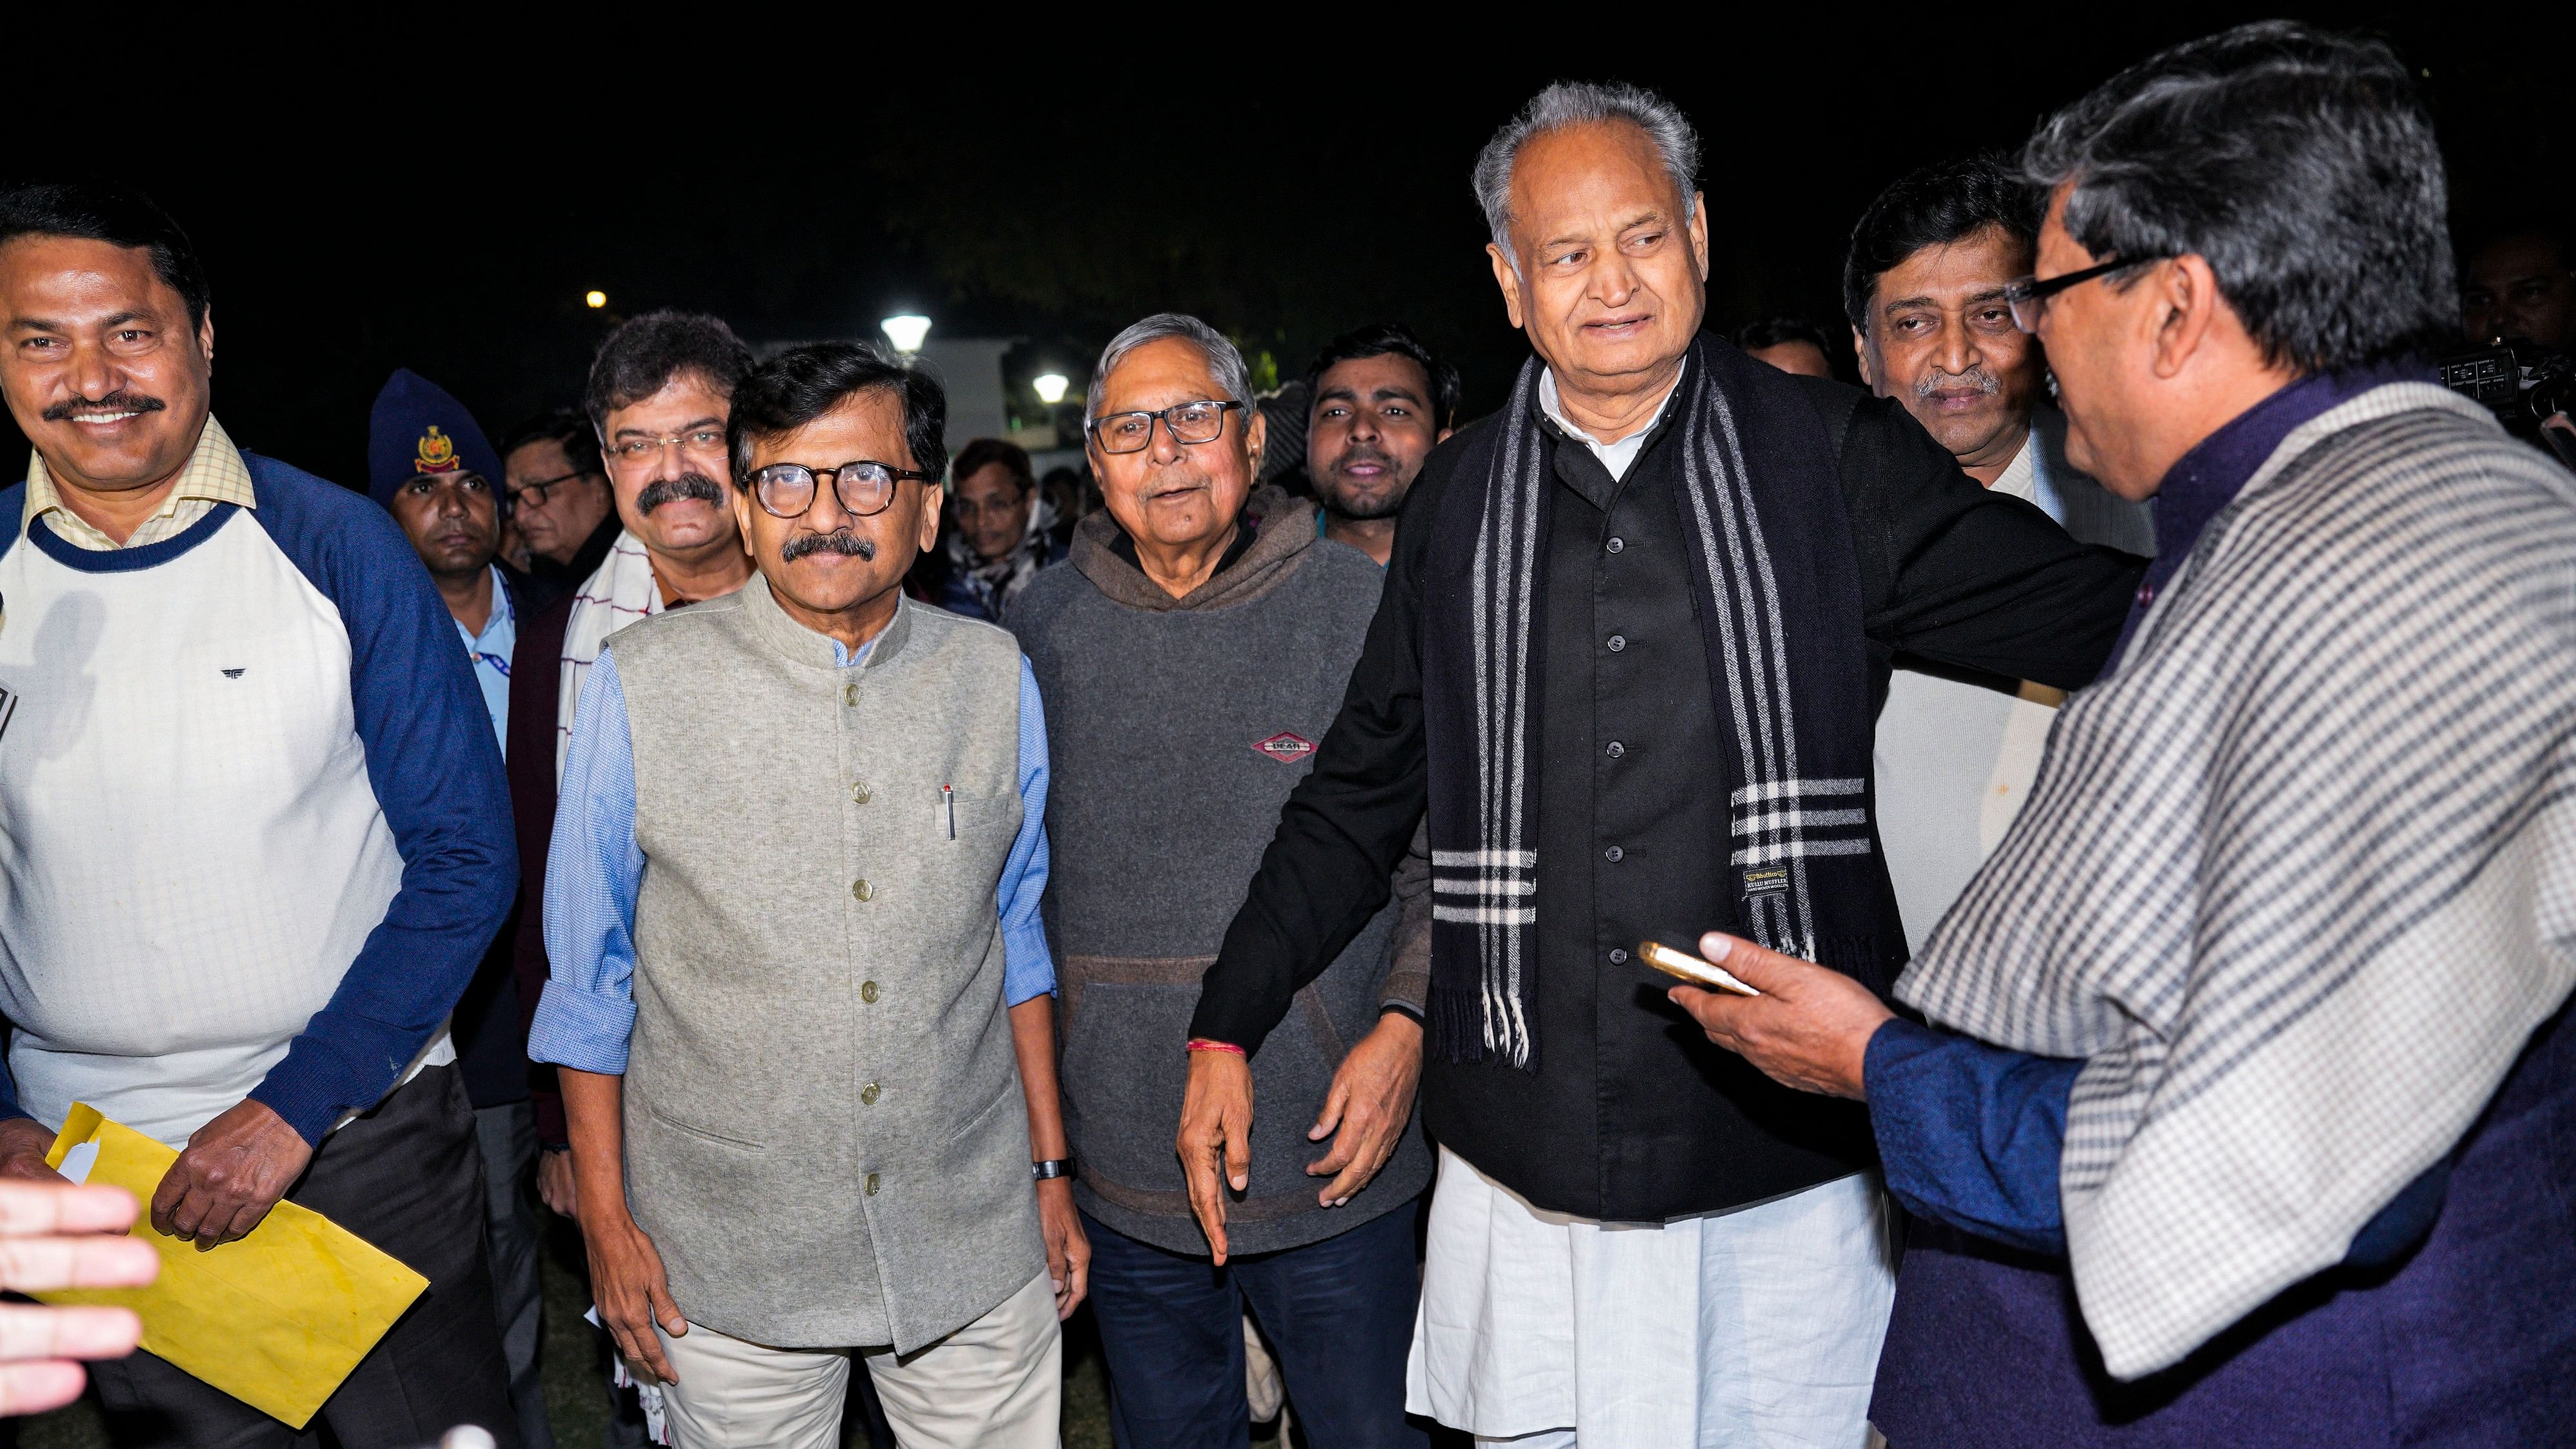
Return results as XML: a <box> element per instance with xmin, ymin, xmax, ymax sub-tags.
<box><xmin>2002</xmin><ymin>255</ymin><xmax>2168</xmax><ymax>334</ymax></box>
<box><xmin>1086</xmin><ymin>399</ymin><xmax>1244</xmax><ymax>454</ymax></box>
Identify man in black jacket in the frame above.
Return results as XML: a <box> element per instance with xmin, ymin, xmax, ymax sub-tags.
<box><xmin>1179</xmin><ymin>82</ymin><xmax>2144</xmax><ymax>1446</ymax></box>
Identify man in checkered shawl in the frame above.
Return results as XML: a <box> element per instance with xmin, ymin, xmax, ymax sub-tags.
<box><xmin>1673</xmin><ymin>22</ymin><xmax>2576</xmax><ymax>1445</ymax></box>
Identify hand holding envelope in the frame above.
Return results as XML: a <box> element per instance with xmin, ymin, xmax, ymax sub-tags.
<box><xmin>33</xmin><ymin>1106</ymin><xmax>429</xmax><ymax>1429</ymax></box>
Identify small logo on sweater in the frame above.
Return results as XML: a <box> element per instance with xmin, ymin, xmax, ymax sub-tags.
<box><xmin>221</xmin><ymin>668</ymin><xmax>246</xmax><ymax>679</ymax></box>
<box><xmin>1253</xmin><ymin>732</ymin><xmax>1314</xmax><ymax>763</ymax></box>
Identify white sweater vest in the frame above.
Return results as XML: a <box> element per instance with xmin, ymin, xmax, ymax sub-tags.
<box><xmin>0</xmin><ymin>509</ymin><xmax>444</xmax><ymax>1147</ymax></box>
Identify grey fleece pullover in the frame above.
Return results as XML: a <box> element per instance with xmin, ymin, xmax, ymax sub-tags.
<box><xmin>1007</xmin><ymin>489</ymin><xmax>1432</xmax><ymax>1257</ymax></box>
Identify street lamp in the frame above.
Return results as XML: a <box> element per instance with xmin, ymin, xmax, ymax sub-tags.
<box><xmin>584</xmin><ymin>290</ymin><xmax>607</xmax><ymax>309</ymax></box>
<box><xmin>880</xmin><ymin>314</ymin><xmax>931</xmax><ymax>354</ymax></box>
<box><xmin>1032</xmin><ymin>373</ymin><xmax>1069</xmax><ymax>405</ymax></box>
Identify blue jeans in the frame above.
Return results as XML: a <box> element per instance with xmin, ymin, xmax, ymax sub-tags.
<box><xmin>1083</xmin><ymin>1204</ymin><xmax>1428</xmax><ymax>1449</ymax></box>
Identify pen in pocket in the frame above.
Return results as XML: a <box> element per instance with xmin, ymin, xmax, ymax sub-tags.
<box><xmin>943</xmin><ymin>784</ymin><xmax>955</xmax><ymax>840</ymax></box>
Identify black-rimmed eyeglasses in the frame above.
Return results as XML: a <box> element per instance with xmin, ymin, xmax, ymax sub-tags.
<box><xmin>1086</xmin><ymin>399</ymin><xmax>1244</xmax><ymax>455</ymax></box>
<box><xmin>743</xmin><ymin>459</ymin><xmax>932</xmax><ymax>519</ymax></box>
<box><xmin>2002</xmin><ymin>256</ymin><xmax>2169</xmax><ymax>334</ymax></box>
<box><xmin>508</xmin><ymin>468</ymin><xmax>597</xmax><ymax>510</ymax></box>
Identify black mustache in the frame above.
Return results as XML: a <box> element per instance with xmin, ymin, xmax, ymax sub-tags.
<box><xmin>636</xmin><ymin>474</ymin><xmax>724</xmax><ymax>513</ymax></box>
<box><xmin>1330</xmin><ymin>443</ymin><xmax>1397</xmax><ymax>474</ymax></box>
<box><xmin>42</xmin><ymin>391</ymin><xmax>166</xmax><ymax>423</ymax></box>
<box><xmin>781</xmin><ymin>529</ymin><xmax>876</xmax><ymax>563</ymax></box>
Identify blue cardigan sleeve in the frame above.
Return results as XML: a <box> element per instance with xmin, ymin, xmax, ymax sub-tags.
<box><xmin>243</xmin><ymin>461</ymin><xmax>518</xmax><ymax>1144</ymax></box>
<box><xmin>1866</xmin><ymin>1017</ymin><xmax>2455</xmax><ymax>1264</ymax></box>
<box><xmin>1866</xmin><ymin>1017</ymin><xmax>2081</xmax><ymax>1255</ymax></box>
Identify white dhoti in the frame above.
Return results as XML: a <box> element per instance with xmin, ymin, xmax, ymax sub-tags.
<box><xmin>1407</xmin><ymin>1147</ymin><xmax>1895</xmax><ymax>1447</ymax></box>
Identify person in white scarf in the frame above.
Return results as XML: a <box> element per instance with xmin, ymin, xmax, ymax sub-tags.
<box><xmin>552</xmin><ymin>314</ymin><xmax>758</xmax><ymax>780</ymax></box>
<box><xmin>533</xmin><ymin>312</ymin><xmax>759</xmax><ymax>1448</ymax></box>
<box><xmin>926</xmin><ymin>438</ymin><xmax>1063</xmax><ymax>625</ymax></box>
<box><xmin>1670</xmin><ymin>23</ymin><xmax>2576</xmax><ymax>1446</ymax></box>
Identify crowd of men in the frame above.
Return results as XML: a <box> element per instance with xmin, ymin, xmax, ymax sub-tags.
<box><xmin>0</xmin><ymin>19</ymin><xmax>2571</xmax><ymax>1449</ymax></box>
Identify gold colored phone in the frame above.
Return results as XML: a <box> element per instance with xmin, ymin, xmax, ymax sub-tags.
<box><xmin>1638</xmin><ymin>939</ymin><xmax>1762</xmax><ymax>997</ymax></box>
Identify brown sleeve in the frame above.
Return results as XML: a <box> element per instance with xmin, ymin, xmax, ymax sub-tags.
<box><xmin>1379</xmin><ymin>818</ymin><xmax>1433</xmax><ymax>1018</ymax></box>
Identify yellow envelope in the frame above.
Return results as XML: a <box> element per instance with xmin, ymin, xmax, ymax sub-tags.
<box><xmin>33</xmin><ymin>1104</ymin><xmax>428</xmax><ymax>1429</ymax></box>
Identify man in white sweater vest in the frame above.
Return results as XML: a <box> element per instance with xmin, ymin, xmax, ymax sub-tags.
<box><xmin>0</xmin><ymin>185</ymin><xmax>521</xmax><ymax>1445</ymax></box>
<box><xmin>1845</xmin><ymin>157</ymin><xmax>2155</xmax><ymax>952</ymax></box>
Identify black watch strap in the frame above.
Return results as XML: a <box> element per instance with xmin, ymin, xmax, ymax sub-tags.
<box><xmin>1031</xmin><ymin>1159</ymin><xmax>1073</xmax><ymax>1181</ymax></box>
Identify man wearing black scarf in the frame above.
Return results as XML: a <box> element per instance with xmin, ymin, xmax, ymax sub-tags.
<box><xmin>1180</xmin><ymin>82</ymin><xmax>2145</xmax><ymax>1445</ymax></box>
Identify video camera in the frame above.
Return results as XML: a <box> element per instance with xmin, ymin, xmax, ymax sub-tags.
<box><xmin>2440</xmin><ymin>340</ymin><xmax>2576</xmax><ymax>468</ymax></box>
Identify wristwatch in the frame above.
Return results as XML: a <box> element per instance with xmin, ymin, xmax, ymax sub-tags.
<box><xmin>1031</xmin><ymin>1159</ymin><xmax>1073</xmax><ymax>1181</ymax></box>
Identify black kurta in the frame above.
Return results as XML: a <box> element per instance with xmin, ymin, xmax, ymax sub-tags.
<box><xmin>1194</xmin><ymin>345</ymin><xmax>2145</xmax><ymax>1221</ymax></box>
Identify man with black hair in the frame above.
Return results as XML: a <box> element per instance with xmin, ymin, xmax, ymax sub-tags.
<box><xmin>532</xmin><ymin>341</ymin><xmax>1078</xmax><ymax>1449</ymax></box>
<box><xmin>1733</xmin><ymin>315</ymin><xmax>1836</xmax><ymax>378</ymax></box>
<box><xmin>1675</xmin><ymin>23</ymin><xmax>2576</xmax><ymax>1443</ymax></box>
<box><xmin>0</xmin><ymin>182</ymin><xmax>519</xmax><ymax>1445</ymax></box>
<box><xmin>1845</xmin><ymin>156</ymin><xmax>2149</xmax><ymax>545</ymax></box>
<box><xmin>1844</xmin><ymin>157</ymin><xmax>2153</xmax><ymax>955</ymax></box>
<box><xmin>546</xmin><ymin>312</ymin><xmax>759</xmax><ymax>772</ymax></box>
<box><xmin>918</xmin><ymin>437</ymin><xmax>1063</xmax><ymax>622</ymax></box>
<box><xmin>501</xmin><ymin>405</ymin><xmax>617</xmax><ymax>586</ymax></box>
<box><xmin>1303</xmin><ymin>323</ymin><xmax>1458</xmax><ymax>567</ymax></box>
<box><xmin>506</xmin><ymin>314</ymin><xmax>759</xmax><ymax>1127</ymax></box>
<box><xmin>503</xmin><ymin>310</ymin><xmax>761</xmax><ymax>1446</ymax></box>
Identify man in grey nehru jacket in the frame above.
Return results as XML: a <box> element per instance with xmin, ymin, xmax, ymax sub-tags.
<box><xmin>531</xmin><ymin>341</ymin><xmax>1083</xmax><ymax>1449</ymax></box>
<box><xmin>1008</xmin><ymin>314</ymin><xmax>1430</xmax><ymax>1448</ymax></box>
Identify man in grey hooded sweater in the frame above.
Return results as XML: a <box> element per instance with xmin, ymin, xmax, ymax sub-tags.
<box><xmin>1008</xmin><ymin>314</ymin><xmax>1430</xmax><ymax>1448</ymax></box>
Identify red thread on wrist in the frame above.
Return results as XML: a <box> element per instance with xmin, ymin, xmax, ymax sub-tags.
<box><xmin>1186</xmin><ymin>1038</ymin><xmax>1246</xmax><ymax>1057</ymax></box>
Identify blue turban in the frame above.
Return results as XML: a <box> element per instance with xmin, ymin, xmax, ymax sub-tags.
<box><xmin>366</xmin><ymin>368</ymin><xmax>503</xmax><ymax>510</ymax></box>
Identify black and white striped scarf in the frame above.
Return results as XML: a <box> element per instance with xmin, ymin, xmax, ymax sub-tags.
<box><xmin>1902</xmin><ymin>385</ymin><xmax>2576</xmax><ymax>1378</ymax></box>
<box><xmin>1424</xmin><ymin>340</ymin><xmax>1878</xmax><ymax>1066</ymax></box>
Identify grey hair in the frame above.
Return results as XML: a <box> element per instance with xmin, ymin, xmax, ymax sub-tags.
<box><xmin>2022</xmin><ymin>21</ymin><xmax>2455</xmax><ymax>374</ymax></box>
<box><xmin>1084</xmin><ymin>312</ymin><xmax>1255</xmax><ymax>423</ymax></box>
<box><xmin>1473</xmin><ymin>81</ymin><xmax>1701</xmax><ymax>269</ymax></box>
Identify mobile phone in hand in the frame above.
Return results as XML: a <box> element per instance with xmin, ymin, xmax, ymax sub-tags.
<box><xmin>1638</xmin><ymin>939</ymin><xmax>1761</xmax><ymax>997</ymax></box>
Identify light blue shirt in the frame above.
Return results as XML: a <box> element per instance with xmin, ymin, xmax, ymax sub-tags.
<box><xmin>455</xmin><ymin>565</ymin><xmax>515</xmax><ymax>755</ymax></box>
<box><xmin>527</xmin><ymin>639</ymin><xmax>1058</xmax><ymax>1076</ymax></box>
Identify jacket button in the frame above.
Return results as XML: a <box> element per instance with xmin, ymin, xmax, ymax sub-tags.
<box><xmin>864</xmin><ymin>1173</ymin><xmax>879</xmax><ymax>1196</ymax></box>
<box><xmin>1604</xmin><ymin>845</ymin><xmax>1623</xmax><ymax>863</ymax></box>
<box><xmin>1606</xmin><ymin>634</ymin><xmax>1626</xmax><ymax>652</ymax></box>
<box><xmin>1605</xmin><ymin>741</ymin><xmax>1624</xmax><ymax>759</ymax></box>
<box><xmin>844</xmin><ymin>682</ymin><xmax>859</xmax><ymax>706</ymax></box>
<box><xmin>852</xmin><ymin>781</ymin><xmax>872</xmax><ymax>804</ymax></box>
<box><xmin>861</xmin><ymin>1083</ymin><xmax>881</xmax><ymax>1106</ymax></box>
<box><xmin>1610</xmin><ymin>948</ymin><xmax>1629</xmax><ymax>964</ymax></box>
<box><xmin>852</xmin><ymin>879</ymin><xmax>873</xmax><ymax>902</ymax></box>
<box><xmin>1605</xmin><ymin>537</ymin><xmax>1624</xmax><ymax>554</ymax></box>
<box><xmin>861</xmin><ymin>981</ymin><xmax>879</xmax><ymax>1004</ymax></box>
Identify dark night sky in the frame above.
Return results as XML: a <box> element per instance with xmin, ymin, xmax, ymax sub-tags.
<box><xmin>2</xmin><ymin>8</ymin><xmax>2566</xmax><ymax>488</ymax></box>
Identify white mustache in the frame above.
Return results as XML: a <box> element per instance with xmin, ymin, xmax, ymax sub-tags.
<box><xmin>1915</xmin><ymin>368</ymin><xmax>2001</xmax><ymax>401</ymax></box>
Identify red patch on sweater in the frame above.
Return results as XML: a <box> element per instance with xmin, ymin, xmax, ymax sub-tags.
<box><xmin>1253</xmin><ymin>732</ymin><xmax>1314</xmax><ymax>763</ymax></box>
